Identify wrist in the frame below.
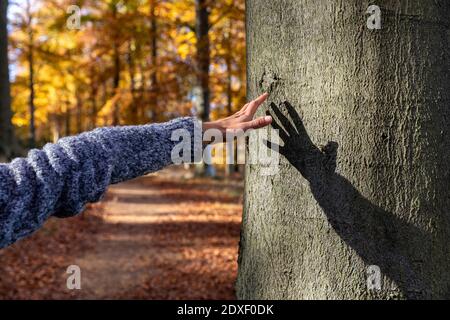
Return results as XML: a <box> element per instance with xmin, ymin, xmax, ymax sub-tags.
<box><xmin>202</xmin><ymin>120</ymin><xmax>225</xmax><ymax>134</ymax></box>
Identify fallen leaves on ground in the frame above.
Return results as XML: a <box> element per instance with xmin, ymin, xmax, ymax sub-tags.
<box><xmin>0</xmin><ymin>168</ymin><xmax>244</xmax><ymax>299</ymax></box>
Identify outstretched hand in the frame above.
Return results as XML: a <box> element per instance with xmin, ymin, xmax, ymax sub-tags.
<box><xmin>202</xmin><ymin>93</ymin><xmax>272</xmax><ymax>135</ymax></box>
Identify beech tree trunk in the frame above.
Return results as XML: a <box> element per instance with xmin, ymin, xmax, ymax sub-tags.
<box><xmin>237</xmin><ymin>0</ymin><xmax>450</xmax><ymax>299</ymax></box>
<box><xmin>0</xmin><ymin>0</ymin><xmax>15</xmax><ymax>160</ymax></box>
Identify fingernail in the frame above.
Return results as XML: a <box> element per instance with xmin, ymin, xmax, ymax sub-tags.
<box><xmin>265</xmin><ymin>116</ymin><xmax>272</xmax><ymax>122</ymax></box>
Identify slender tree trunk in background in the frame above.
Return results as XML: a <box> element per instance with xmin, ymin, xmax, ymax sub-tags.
<box><xmin>128</xmin><ymin>41</ymin><xmax>138</xmax><ymax>123</ymax></box>
<box><xmin>195</xmin><ymin>0</ymin><xmax>214</xmax><ymax>176</ymax></box>
<box><xmin>237</xmin><ymin>0</ymin><xmax>450</xmax><ymax>299</ymax></box>
<box><xmin>138</xmin><ymin>61</ymin><xmax>146</xmax><ymax>121</ymax></box>
<box><xmin>27</xmin><ymin>40</ymin><xmax>35</xmax><ymax>146</ymax></box>
<box><xmin>0</xmin><ymin>0</ymin><xmax>15</xmax><ymax>160</ymax></box>
<box><xmin>65</xmin><ymin>102</ymin><xmax>71</xmax><ymax>136</ymax></box>
<box><xmin>101</xmin><ymin>81</ymin><xmax>108</xmax><ymax>113</ymax></box>
<box><xmin>26</xmin><ymin>1</ymin><xmax>36</xmax><ymax>148</ymax></box>
<box><xmin>194</xmin><ymin>0</ymin><xmax>210</xmax><ymax>122</ymax></box>
<box><xmin>76</xmin><ymin>92</ymin><xmax>82</xmax><ymax>133</ymax></box>
<box><xmin>90</xmin><ymin>82</ymin><xmax>98</xmax><ymax>129</ymax></box>
<box><xmin>112</xmin><ymin>41</ymin><xmax>120</xmax><ymax>125</ymax></box>
<box><xmin>225</xmin><ymin>20</ymin><xmax>235</xmax><ymax>176</ymax></box>
<box><xmin>149</xmin><ymin>0</ymin><xmax>158</xmax><ymax>121</ymax></box>
<box><xmin>87</xmin><ymin>63</ymin><xmax>96</xmax><ymax>129</ymax></box>
<box><xmin>111</xmin><ymin>2</ymin><xmax>121</xmax><ymax>126</ymax></box>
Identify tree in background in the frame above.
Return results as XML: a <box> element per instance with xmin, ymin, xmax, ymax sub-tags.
<box><xmin>237</xmin><ymin>0</ymin><xmax>450</xmax><ymax>299</ymax></box>
<box><xmin>193</xmin><ymin>0</ymin><xmax>210</xmax><ymax>123</ymax></box>
<box><xmin>193</xmin><ymin>0</ymin><xmax>213</xmax><ymax>176</ymax></box>
<box><xmin>192</xmin><ymin>0</ymin><xmax>246</xmax><ymax>176</ymax></box>
<box><xmin>210</xmin><ymin>0</ymin><xmax>245</xmax><ymax>175</ymax></box>
<box><xmin>6</xmin><ymin>0</ymin><xmax>247</xmax><ymax>177</ymax></box>
<box><xmin>0</xmin><ymin>0</ymin><xmax>16</xmax><ymax>160</ymax></box>
<box><xmin>9</xmin><ymin>0</ymin><xmax>39</xmax><ymax>147</ymax></box>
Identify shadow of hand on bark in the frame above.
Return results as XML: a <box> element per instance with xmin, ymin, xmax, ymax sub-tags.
<box><xmin>265</xmin><ymin>101</ymin><xmax>431</xmax><ymax>299</ymax></box>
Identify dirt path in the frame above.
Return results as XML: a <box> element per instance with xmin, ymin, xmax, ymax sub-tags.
<box><xmin>0</xmin><ymin>169</ymin><xmax>243</xmax><ymax>300</ymax></box>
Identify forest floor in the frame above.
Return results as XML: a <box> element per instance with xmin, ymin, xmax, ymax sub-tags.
<box><xmin>0</xmin><ymin>167</ymin><xmax>243</xmax><ymax>299</ymax></box>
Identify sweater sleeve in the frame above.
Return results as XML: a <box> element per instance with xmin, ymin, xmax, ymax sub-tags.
<box><xmin>0</xmin><ymin>117</ymin><xmax>202</xmax><ymax>249</ymax></box>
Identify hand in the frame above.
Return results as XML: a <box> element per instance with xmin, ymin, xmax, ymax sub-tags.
<box><xmin>202</xmin><ymin>93</ymin><xmax>272</xmax><ymax>135</ymax></box>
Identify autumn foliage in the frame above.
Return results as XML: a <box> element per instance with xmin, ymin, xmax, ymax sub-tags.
<box><xmin>0</xmin><ymin>0</ymin><xmax>247</xmax><ymax>299</ymax></box>
<box><xmin>8</xmin><ymin>0</ymin><xmax>246</xmax><ymax>146</ymax></box>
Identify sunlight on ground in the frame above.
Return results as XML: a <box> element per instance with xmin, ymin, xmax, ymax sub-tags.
<box><xmin>0</xmin><ymin>168</ymin><xmax>244</xmax><ymax>299</ymax></box>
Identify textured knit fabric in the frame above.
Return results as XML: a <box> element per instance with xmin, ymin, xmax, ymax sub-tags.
<box><xmin>0</xmin><ymin>117</ymin><xmax>202</xmax><ymax>249</ymax></box>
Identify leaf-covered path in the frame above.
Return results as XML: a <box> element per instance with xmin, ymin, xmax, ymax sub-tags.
<box><xmin>0</xmin><ymin>169</ymin><xmax>243</xmax><ymax>299</ymax></box>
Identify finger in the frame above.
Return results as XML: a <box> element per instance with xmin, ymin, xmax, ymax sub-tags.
<box><xmin>240</xmin><ymin>115</ymin><xmax>272</xmax><ymax>131</ymax></box>
<box><xmin>246</xmin><ymin>93</ymin><xmax>269</xmax><ymax>116</ymax></box>
<box><xmin>270</xmin><ymin>103</ymin><xmax>296</xmax><ymax>135</ymax></box>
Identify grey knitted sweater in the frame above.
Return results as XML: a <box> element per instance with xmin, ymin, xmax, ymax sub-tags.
<box><xmin>0</xmin><ymin>117</ymin><xmax>201</xmax><ymax>249</ymax></box>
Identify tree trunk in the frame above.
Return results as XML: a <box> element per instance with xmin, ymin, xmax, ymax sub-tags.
<box><xmin>112</xmin><ymin>41</ymin><xmax>120</xmax><ymax>125</ymax></box>
<box><xmin>90</xmin><ymin>82</ymin><xmax>98</xmax><ymax>129</ymax></box>
<box><xmin>127</xmin><ymin>41</ymin><xmax>138</xmax><ymax>124</ymax></box>
<box><xmin>76</xmin><ymin>91</ymin><xmax>82</xmax><ymax>133</ymax></box>
<box><xmin>237</xmin><ymin>0</ymin><xmax>450</xmax><ymax>299</ymax></box>
<box><xmin>194</xmin><ymin>0</ymin><xmax>210</xmax><ymax>122</ymax></box>
<box><xmin>225</xmin><ymin>18</ymin><xmax>237</xmax><ymax>176</ymax></box>
<box><xmin>65</xmin><ymin>104</ymin><xmax>71</xmax><ymax>137</ymax></box>
<box><xmin>111</xmin><ymin>2</ymin><xmax>121</xmax><ymax>126</ymax></box>
<box><xmin>0</xmin><ymin>0</ymin><xmax>15</xmax><ymax>160</ymax></box>
<box><xmin>138</xmin><ymin>61</ymin><xmax>146</xmax><ymax>121</ymax></box>
<box><xmin>88</xmin><ymin>61</ymin><xmax>99</xmax><ymax>129</ymax></box>
<box><xmin>149</xmin><ymin>0</ymin><xmax>158</xmax><ymax>121</ymax></box>
<box><xmin>28</xmin><ymin>42</ymin><xmax>35</xmax><ymax>147</ymax></box>
<box><xmin>26</xmin><ymin>0</ymin><xmax>36</xmax><ymax>148</ymax></box>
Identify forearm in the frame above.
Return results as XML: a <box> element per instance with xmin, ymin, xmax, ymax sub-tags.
<box><xmin>0</xmin><ymin>117</ymin><xmax>201</xmax><ymax>248</ymax></box>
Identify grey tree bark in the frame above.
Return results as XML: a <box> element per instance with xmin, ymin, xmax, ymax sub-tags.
<box><xmin>237</xmin><ymin>0</ymin><xmax>450</xmax><ymax>299</ymax></box>
<box><xmin>0</xmin><ymin>0</ymin><xmax>15</xmax><ymax>160</ymax></box>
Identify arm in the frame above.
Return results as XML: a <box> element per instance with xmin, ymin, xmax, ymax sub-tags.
<box><xmin>0</xmin><ymin>117</ymin><xmax>201</xmax><ymax>248</ymax></box>
<box><xmin>0</xmin><ymin>93</ymin><xmax>271</xmax><ymax>249</ymax></box>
